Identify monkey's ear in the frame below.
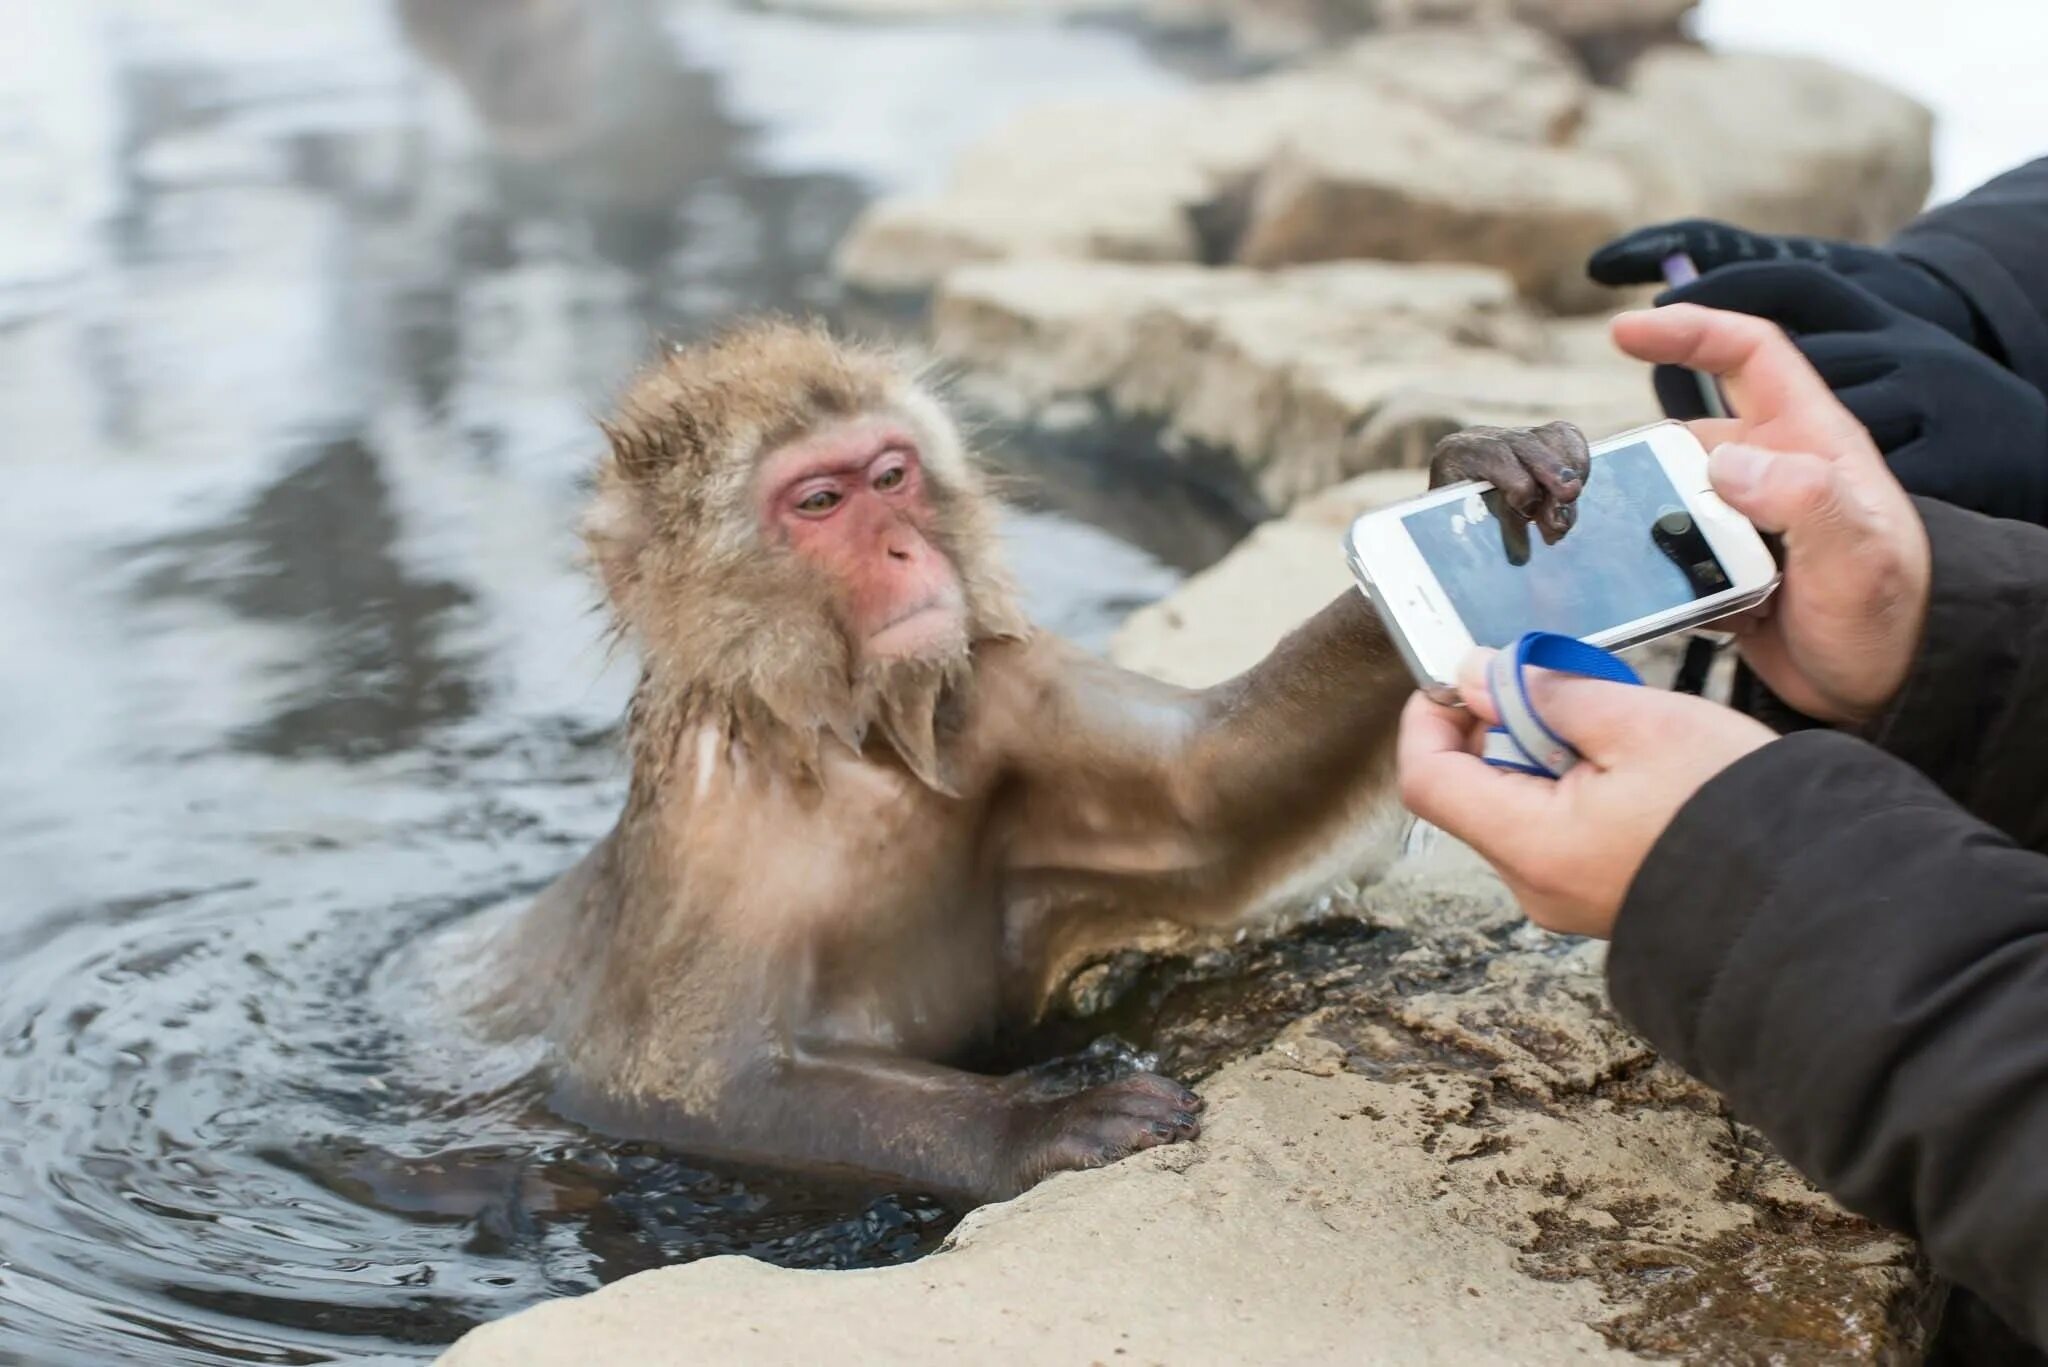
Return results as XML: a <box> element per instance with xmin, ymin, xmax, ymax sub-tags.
<box><xmin>580</xmin><ymin>482</ymin><xmax>651</xmax><ymax>611</ymax></box>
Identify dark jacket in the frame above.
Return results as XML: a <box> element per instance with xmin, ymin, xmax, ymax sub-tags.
<box><xmin>1614</xmin><ymin>497</ymin><xmax>2048</xmax><ymax>1355</ymax></box>
<box><xmin>1893</xmin><ymin>156</ymin><xmax>2048</xmax><ymax>404</ymax></box>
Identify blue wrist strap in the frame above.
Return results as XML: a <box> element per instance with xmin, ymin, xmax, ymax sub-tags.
<box><xmin>1482</xmin><ymin>631</ymin><xmax>1642</xmax><ymax>778</ymax></box>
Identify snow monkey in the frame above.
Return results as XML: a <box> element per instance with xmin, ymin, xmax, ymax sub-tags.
<box><xmin>479</xmin><ymin>322</ymin><xmax>1591</xmax><ymax>1202</ymax></box>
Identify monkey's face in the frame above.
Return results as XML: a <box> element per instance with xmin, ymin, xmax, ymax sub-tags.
<box><xmin>756</xmin><ymin>417</ymin><xmax>968</xmax><ymax>667</ymax></box>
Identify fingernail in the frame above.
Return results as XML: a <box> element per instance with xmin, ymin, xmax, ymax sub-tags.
<box><xmin>1709</xmin><ymin>443</ymin><xmax>1774</xmax><ymax>497</ymax></box>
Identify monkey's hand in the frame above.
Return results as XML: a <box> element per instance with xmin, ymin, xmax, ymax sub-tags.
<box><xmin>1427</xmin><ymin>421</ymin><xmax>1591</xmax><ymax>547</ymax></box>
<box><xmin>999</xmin><ymin>1072</ymin><xmax>1203</xmax><ymax>1193</ymax></box>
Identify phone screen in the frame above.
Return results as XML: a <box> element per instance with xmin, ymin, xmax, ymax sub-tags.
<box><xmin>1400</xmin><ymin>440</ymin><xmax>1732</xmax><ymax>648</ymax></box>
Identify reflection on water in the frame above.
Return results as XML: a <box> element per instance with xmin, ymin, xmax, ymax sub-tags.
<box><xmin>0</xmin><ymin>3</ymin><xmax>1239</xmax><ymax>1362</ymax></box>
<box><xmin>130</xmin><ymin>436</ymin><xmax>482</xmax><ymax>760</ymax></box>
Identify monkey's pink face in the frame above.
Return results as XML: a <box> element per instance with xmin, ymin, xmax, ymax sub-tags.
<box><xmin>758</xmin><ymin>420</ymin><xmax>968</xmax><ymax>664</ymax></box>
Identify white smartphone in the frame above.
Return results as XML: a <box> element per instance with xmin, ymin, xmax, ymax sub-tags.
<box><xmin>1344</xmin><ymin>419</ymin><xmax>1780</xmax><ymax>697</ymax></box>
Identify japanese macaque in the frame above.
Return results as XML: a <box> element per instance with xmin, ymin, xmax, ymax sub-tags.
<box><xmin>478</xmin><ymin>322</ymin><xmax>1589</xmax><ymax>1202</ymax></box>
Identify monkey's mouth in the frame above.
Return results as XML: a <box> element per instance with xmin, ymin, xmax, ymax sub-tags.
<box><xmin>866</xmin><ymin>597</ymin><xmax>967</xmax><ymax>659</ymax></box>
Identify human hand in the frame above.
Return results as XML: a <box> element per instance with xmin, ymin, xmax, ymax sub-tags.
<box><xmin>1613</xmin><ymin>262</ymin><xmax>2048</xmax><ymax>524</ymax></box>
<box><xmin>1611</xmin><ymin>304</ymin><xmax>1932</xmax><ymax>725</ymax></box>
<box><xmin>1396</xmin><ymin>655</ymin><xmax>1775</xmax><ymax>938</ymax></box>
<box><xmin>1587</xmin><ymin>218</ymin><xmax>1981</xmax><ymax>345</ymax></box>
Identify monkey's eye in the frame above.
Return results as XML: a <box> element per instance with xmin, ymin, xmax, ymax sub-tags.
<box><xmin>873</xmin><ymin>466</ymin><xmax>906</xmax><ymax>492</ymax></box>
<box><xmin>795</xmin><ymin>489</ymin><xmax>842</xmax><ymax>515</ymax></box>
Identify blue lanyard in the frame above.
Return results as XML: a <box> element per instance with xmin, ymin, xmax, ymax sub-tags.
<box><xmin>1481</xmin><ymin>631</ymin><xmax>1642</xmax><ymax>778</ymax></box>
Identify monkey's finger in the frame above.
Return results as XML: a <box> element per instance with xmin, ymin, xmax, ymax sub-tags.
<box><xmin>1116</xmin><ymin>1072</ymin><xmax>1204</xmax><ymax>1112</ymax></box>
<box><xmin>1432</xmin><ymin>429</ymin><xmax>1541</xmax><ymax>522</ymax></box>
<box><xmin>1525</xmin><ymin>422</ymin><xmax>1591</xmax><ymax>503</ymax></box>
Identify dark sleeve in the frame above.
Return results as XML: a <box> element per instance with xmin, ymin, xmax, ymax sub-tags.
<box><xmin>1864</xmin><ymin>497</ymin><xmax>2048</xmax><ymax>847</ymax></box>
<box><xmin>1610</xmin><ymin>730</ymin><xmax>2048</xmax><ymax>1350</ymax></box>
<box><xmin>1891</xmin><ymin>156</ymin><xmax>2048</xmax><ymax>398</ymax></box>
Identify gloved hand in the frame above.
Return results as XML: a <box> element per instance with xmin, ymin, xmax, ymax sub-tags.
<box><xmin>1588</xmin><ymin>219</ymin><xmax>1985</xmax><ymax>349</ymax></box>
<box><xmin>1620</xmin><ymin>261</ymin><xmax>2048</xmax><ymax>526</ymax></box>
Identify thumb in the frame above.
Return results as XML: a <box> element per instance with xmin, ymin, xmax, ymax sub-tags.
<box><xmin>1459</xmin><ymin>654</ymin><xmax>1682</xmax><ymax>770</ymax></box>
<box><xmin>1708</xmin><ymin>443</ymin><xmax>1869</xmax><ymax>559</ymax></box>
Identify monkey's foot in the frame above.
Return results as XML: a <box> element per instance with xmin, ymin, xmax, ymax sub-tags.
<box><xmin>1010</xmin><ymin>1072</ymin><xmax>1204</xmax><ymax>1189</ymax></box>
<box><xmin>1428</xmin><ymin>420</ymin><xmax>1591</xmax><ymax>545</ymax></box>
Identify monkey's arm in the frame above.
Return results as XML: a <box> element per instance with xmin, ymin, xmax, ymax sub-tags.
<box><xmin>995</xmin><ymin>589</ymin><xmax>1407</xmax><ymax>925</ymax></box>
<box><xmin>995</xmin><ymin>421</ymin><xmax>1590</xmax><ymax>923</ymax></box>
<box><xmin>562</xmin><ymin>1047</ymin><xmax>1198</xmax><ymax>1202</ymax></box>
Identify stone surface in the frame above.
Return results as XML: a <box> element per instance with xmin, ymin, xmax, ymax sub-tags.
<box><xmin>754</xmin><ymin>0</ymin><xmax>1137</xmax><ymax>16</ymax></box>
<box><xmin>934</xmin><ymin>257</ymin><xmax>1657</xmax><ymax>506</ymax></box>
<box><xmin>831</xmin><ymin>100</ymin><xmax>1211</xmax><ymax>291</ymax></box>
<box><xmin>835</xmin><ymin>24</ymin><xmax>1595</xmax><ymax>296</ymax></box>
<box><xmin>836</xmin><ymin>29</ymin><xmax>1931</xmax><ymax>309</ymax></box>
<box><xmin>1322</xmin><ymin>22</ymin><xmax>1590</xmax><ymax>145</ymax></box>
<box><xmin>1235</xmin><ymin>116</ymin><xmax>1642</xmax><ymax>311</ymax></box>
<box><xmin>1579</xmin><ymin>47</ymin><xmax>1935</xmax><ymax>245</ymax></box>
<box><xmin>1109</xmin><ymin>467</ymin><xmax>1423</xmax><ymax>686</ymax></box>
<box><xmin>436</xmin><ymin>843</ymin><xmax>1928</xmax><ymax>1367</ymax></box>
<box><xmin>1143</xmin><ymin>0</ymin><xmax>1697</xmax><ymax>64</ymax></box>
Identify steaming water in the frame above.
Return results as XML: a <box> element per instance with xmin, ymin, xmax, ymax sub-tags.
<box><xmin>0</xmin><ymin>4</ymin><xmax>1224</xmax><ymax>1362</ymax></box>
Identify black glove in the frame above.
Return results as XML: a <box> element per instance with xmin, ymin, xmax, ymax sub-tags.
<box><xmin>1637</xmin><ymin>262</ymin><xmax>2048</xmax><ymax>525</ymax></box>
<box><xmin>1588</xmin><ymin>219</ymin><xmax>1986</xmax><ymax>351</ymax></box>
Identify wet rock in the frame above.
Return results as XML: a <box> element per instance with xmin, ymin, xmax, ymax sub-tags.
<box><xmin>1579</xmin><ymin>47</ymin><xmax>1935</xmax><ymax>245</ymax></box>
<box><xmin>935</xmin><ymin>257</ymin><xmax>1655</xmax><ymax>506</ymax></box>
<box><xmin>435</xmin><ymin>843</ymin><xmax>1930</xmax><ymax>1367</ymax></box>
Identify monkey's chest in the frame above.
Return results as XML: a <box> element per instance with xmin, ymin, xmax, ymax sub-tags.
<box><xmin>679</xmin><ymin>756</ymin><xmax>1006</xmax><ymax>1056</ymax></box>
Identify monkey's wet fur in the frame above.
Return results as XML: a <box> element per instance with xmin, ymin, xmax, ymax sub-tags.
<box><xmin>468</xmin><ymin>320</ymin><xmax>1591</xmax><ymax>1202</ymax></box>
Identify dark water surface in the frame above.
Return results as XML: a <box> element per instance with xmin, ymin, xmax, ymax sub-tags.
<box><xmin>0</xmin><ymin>5</ymin><xmax>1243</xmax><ymax>1362</ymax></box>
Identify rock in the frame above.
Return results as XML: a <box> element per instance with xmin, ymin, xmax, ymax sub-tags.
<box><xmin>1235</xmin><ymin>113</ymin><xmax>1642</xmax><ymax>311</ymax></box>
<box><xmin>1313</xmin><ymin>22</ymin><xmax>1592</xmax><ymax>145</ymax></box>
<box><xmin>436</xmin><ymin>843</ymin><xmax>1929</xmax><ymax>1367</ymax></box>
<box><xmin>832</xmin><ymin>101</ymin><xmax>1212</xmax><ymax>291</ymax></box>
<box><xmin>1111</xmin><ymin>520</ymin><xmax>1355</xmax><ymax>686</ymax></box>
<box><xmin>752</xmin><ymin>0</ymin><xmax>1136</xmax><ymax>16</ymax></box>
<box><xmin>1509</xmin><ymin>0</ymin><xmax>1695</xmax><ymax>42</ymax></box>
<box><xmin>1579</xmin><ymin>47</ymin><xmax>1934</xmax><ymax>244</ymax></box>
<box><xmin>837</xmin><ymin>33</ymin><xmax>1930</xmax><ymax>311</ymax></box>
<box><xmin>1143</xmin><ymin>0</ymin><xmax>1696</xmax><ymax>65</ymax></box>
<box><xmin>1109</xmin><ymin>467</ymin><xmax>1423</xmax><ymax>686</ymax></box>
<box><xmin>934</xmin><ymin>257</ymin><xmax>1657</xmax><ymax>506</ymax></box>
<box><xmin>835</xmin><ymin>26</ymin><xmax>1593</xmax><ymax>296</ymax></box>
